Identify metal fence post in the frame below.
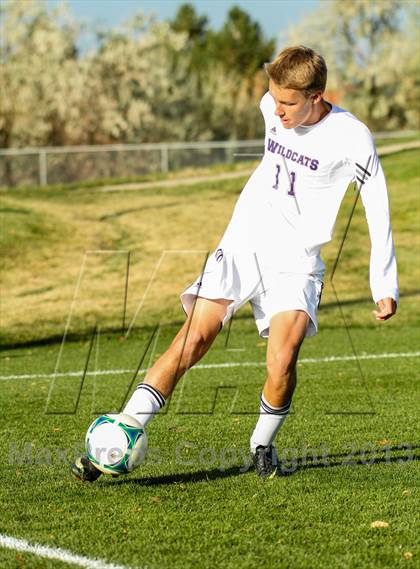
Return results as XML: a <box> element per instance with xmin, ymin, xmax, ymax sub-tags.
<box><xmin>161</xmin><ymin>145</ymin><xmax>169</xmax><ymax>174</ymax></box>
<box><xmin>0</xmin><ymin>132</ymin><xmax>416</xmax><ymax>188</ymax></box>
<box><xmin>39</xmin><ymin>150</ymin><xmax>47</xmax><ymax>186</ymax></box>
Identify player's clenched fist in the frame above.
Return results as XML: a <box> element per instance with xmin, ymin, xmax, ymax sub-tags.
<box><xmin>373</xmin><ymin>297</ymin><xmax>397</xmax><ymax>321</ymax></box>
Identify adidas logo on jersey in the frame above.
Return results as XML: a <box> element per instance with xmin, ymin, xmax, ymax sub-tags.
<box><xmin>269</xmin><ymin>126</ymin><xmax>277</xmax><ymax>135</ymax></box>
<box><xmin>355</xmin><ymin>160</ymin><xmax>372</xmax><ymax>186</ymax></box>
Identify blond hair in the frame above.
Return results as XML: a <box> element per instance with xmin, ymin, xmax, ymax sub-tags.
<box><xmin>265</xmin><ymin>46</ymin><xmax>327</xmax><ymax>96</ymax></box>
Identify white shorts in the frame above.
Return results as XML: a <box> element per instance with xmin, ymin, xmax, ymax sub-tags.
<box><xmin>180</xmin><ymin>249</ymin><xmax>323</xmax><ymax>338</ymax></box>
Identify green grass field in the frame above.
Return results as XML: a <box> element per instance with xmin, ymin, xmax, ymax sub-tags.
<box><xmin>0</xmin><ymin>149</ymin><xmax>419</xmax><ymax>568</ymax></box>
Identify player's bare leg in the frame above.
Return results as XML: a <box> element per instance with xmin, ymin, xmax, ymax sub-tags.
<box><xmin>264</xmin><ymin>310</ymin><xmax>308</xmax><ymax>405</ymax></box>
<box><xmin>144</xmin><ymin>297</ymin><xmax>232</xmax><ymax>397</ymax></box>
<box><xmin>251</xmin><ymin>310</ymin><xmax>309</xmax><ymax>478</ymax></box>
<box><xmin>122</xmin><ymin>296</ymin><xmax>232</xmax><ymax>425</ymax></box>
<box><xmin>72</xmin><ymin>297</ymin><xmax>232</xmax><ymax>481</ymax></box>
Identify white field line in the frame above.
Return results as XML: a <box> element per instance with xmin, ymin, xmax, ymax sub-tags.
<box><xmin>0</xmin><ymin>534</ymin><xmax>138</xmax><ymax>569</ymax></box>
<box><xmin>1</xmin><ymin>351</ymin><xmax>419</xmax><ymax>382</ymax></box>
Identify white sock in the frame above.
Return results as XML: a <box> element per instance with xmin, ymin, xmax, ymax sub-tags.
<box><xmin>123</xmin><ymin>383</ymin><xmax>166</xmax><ymax>427</ymax></box>
<box><xmin>250</xmin><ymin>393</ymin><xmax>291</xmax><ymax>452</ymax></box>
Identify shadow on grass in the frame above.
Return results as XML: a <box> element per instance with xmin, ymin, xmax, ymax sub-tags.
<box><xmin>107</xmin><ymin>465</ymin><xmax>242</xmax><ymax>487</ymax></box>
<box><xmin>277</xmin><ymin>444</ymin><xmax>419</xmax><ymax>477</ymax></box>
<box><xmin>99</xmin><ymin>202</ymin><xmax>180</xmax><ymax>221</ymax></box>
<box><xmin>106</xmin><ymin>444</ymin><xmax>418</xmax><ymax>486</ymax></box>
<box><xmin>318</xmin><ymin>289</ymin><xmax>419</xmax><ymax>311</ymax></box>
<box><xmin>2</xmin><ymin>288</ymin><xmax>419</xmax><ymax>350</ymax></box>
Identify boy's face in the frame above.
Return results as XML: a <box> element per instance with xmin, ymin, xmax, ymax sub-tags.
<box><xmin>268</xmin><ymin>79</ymin><xmax>322</xmax><ymax>129</ymax></box>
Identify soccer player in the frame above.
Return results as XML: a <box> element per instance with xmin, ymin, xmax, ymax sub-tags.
<box><xmin>72</xmin><ymin>46</ymin><xmax>398</xmax><ymax>481</ymax></box>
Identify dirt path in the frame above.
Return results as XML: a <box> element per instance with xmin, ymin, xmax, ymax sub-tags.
<box><xmin>100</xmin><ymin>169</ymin><xmax>254</xmax><ymax>193</ymax></box>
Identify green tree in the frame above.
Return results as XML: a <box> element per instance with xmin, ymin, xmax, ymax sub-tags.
<box><xmin>170</xmin><ymin>3</ymin><xmax>209</xmax><ymax>74</ymax></box>
<box><xmin>208</xmin><ymin>6</ymin><xmax>275</xmax><ymax>78</ymax></box>
<box><xmin>168</xmin><ymin>4</ymin><xmax>275</xmax><ymax>140</ymax></box>
<box><xmin>171</xmin><ymin>3</ymin><xmax>208</xmax><ymax>44</ymax></box>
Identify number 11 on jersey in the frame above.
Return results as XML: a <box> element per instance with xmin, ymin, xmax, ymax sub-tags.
<box><xmin>272</xmin><ymin>164</ymin><xmax>296</xmax><ymax>196</ymax></box>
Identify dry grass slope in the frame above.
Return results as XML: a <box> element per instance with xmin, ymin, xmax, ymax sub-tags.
<box><xmin>1</xmin><ymin>149</ymin><xmax>419</xmax><ymax>345</ymax></box>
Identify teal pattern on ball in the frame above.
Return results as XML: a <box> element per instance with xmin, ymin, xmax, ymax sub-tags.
<box><xmin>86</xmin><ymin>414</ymin><xmax>146</xmax><ymax>475</ymax></box>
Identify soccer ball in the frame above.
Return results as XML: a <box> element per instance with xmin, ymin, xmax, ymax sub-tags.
<box><xmin>85</xmin><ymin>413</ymin><xmax>148</xmax><ymax>475</ymax></box>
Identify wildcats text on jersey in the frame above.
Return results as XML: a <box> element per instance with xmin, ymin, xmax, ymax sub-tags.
<box><xmin>267</xmin><ymin>137</ymin><xmax>319</xmax><ymax>171</ymax></box>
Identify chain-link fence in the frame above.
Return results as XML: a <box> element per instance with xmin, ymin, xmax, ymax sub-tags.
<box><xmin>0</xmin><ymin>140</ymin><xmax>264</xmax><ymax>188</ymax></box>
<box><xmin>0</xmin><ymin>132</ymin><xmax>417</xmax><ymax>189</ymax></box>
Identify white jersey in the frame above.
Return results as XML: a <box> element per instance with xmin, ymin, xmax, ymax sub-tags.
<box><xmin>218</xmin><ymin>91</ymin><xmax>399</xmax><ymax>303</ymax></box>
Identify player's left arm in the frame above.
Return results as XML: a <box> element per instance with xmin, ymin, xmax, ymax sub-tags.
<box><xmin>351</xmin><ymin>128</ymin><xmax>399</xmax><ymax>321</ymax></box>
